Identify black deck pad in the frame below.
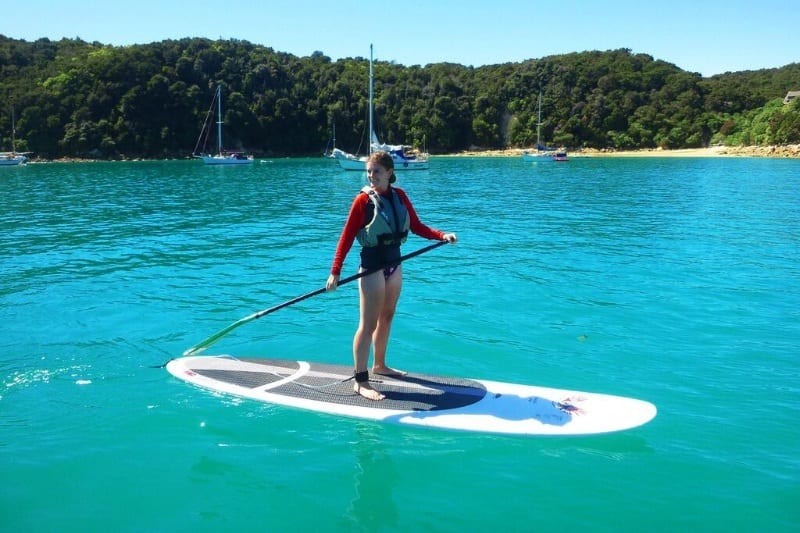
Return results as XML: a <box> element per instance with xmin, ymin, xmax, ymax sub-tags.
<box><xmin>191</xmin><ymin>357</ymin><xmax>487</xmax><ymax>411</ymax></box>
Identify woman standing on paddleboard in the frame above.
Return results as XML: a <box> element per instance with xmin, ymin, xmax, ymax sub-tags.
<box><xmin>326</xmin><ymin>151</ymin><xmax>457</xmax><ymax>400</ymax></box>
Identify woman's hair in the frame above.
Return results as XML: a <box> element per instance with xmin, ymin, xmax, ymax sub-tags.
<box><xmin>367</xmin><ymin>151</ymin><xmax>396</xmax><ymax>183</ymax></box>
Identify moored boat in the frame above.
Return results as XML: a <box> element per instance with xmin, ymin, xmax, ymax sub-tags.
<box><xmin>1</xmin><ymin>104</ymin><xmax>30</xmax><ymax>166</ymax></box>
<box><xmin>521</xmin><ymin>92</ymin><xmax>568</xmax><ymax>162</ymax></box>
<box><xmin>336</xmin><ymin>45</ymin><xmax>429</xmax><ymax>171</ymax></box>
<box><xmin>193</xmin><ymin>85</ymin><xmax>253</xmax><ymax>165</ymax></box>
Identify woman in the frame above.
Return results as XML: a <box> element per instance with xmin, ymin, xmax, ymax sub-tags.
<box><xmin>326</xmin><ymin>151</ymin><xmax>457</xmax><ymax>400</ymax></box>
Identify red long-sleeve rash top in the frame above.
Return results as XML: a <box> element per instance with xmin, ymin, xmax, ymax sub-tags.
<box><xmin>330</xmin><ymin>186</ymin><xmax>445</xmax><ymax>276</ymax></box>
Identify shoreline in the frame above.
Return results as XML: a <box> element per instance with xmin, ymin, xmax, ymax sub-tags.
<box><xmin>447</xmin><ymin>144</ymin><xmax>800</xmax><ymax>159</ymax></box>
<box><xmin>21</xmin><ymin>144</ymin><xmax>800</xmax><ymax>163</ymax></box>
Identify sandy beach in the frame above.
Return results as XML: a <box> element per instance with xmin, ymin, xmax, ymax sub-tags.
<box><xmin>450</xmin><ymin>144</ymin><xmax>800</xmax><ymax>158</ymax></box>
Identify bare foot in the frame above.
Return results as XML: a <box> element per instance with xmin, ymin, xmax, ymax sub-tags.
<box><xmin>354</xmin><ymin>381</ymin><xmax>386</xmax><ymax>401</ymax></box>
<box><xmin>372</xmin><ymin>365</ymin><xmax>407</xmax><ymax>377</ymax></box>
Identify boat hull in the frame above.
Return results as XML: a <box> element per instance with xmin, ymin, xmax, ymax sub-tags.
<box><xmin>522</xmin><ymin>151</ymin><xmax>568</xmax><ymax>162</ymax></box>
<box><xmin>0</xmin><ymin>154</ymin><xmax>27</xmax><ymax>166</ymax></box>
<box><xmin>332</xmin><ymin>148</ymin><xmax>367</xmax><ymax>170</ymax></box>
<box><xmin>336</xmin><ymin>158</ymin><xmax>366</xmax><ymax>171</ymax></box>
<box><xmin>393</xmin><ymin>158</ymin><xmax>429</xmax><ymax>170</ymax></box>
<box><xmin>199</xmin><ymin>154</ymin><xmax>254</xmax><ymax>165</ymax></box>
<box><xmin>333</xmin><ymin>148</ymin><xmax>429</xmax><ymax>171</ymax></box>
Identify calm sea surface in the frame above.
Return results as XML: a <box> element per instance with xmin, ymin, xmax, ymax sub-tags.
<box><xmin>1</xmin><ymin>156</ymin><xmax>798</xmax><ymax>531</ymax></box>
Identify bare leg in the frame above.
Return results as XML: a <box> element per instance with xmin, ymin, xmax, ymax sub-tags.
<box><xmin>372</xmin><ymin>265</ymin><xmax>406</xmax><ymax>376</ymax></box>
<box><xmin>353</xmin><ymin>270</ymin><xmax>386</xmax><ymax>400</ymax></box>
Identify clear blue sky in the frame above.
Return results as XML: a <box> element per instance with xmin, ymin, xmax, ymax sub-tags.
<box><xmin>4</xmin><ymin>0</ymin><xmax>798</xmax><ymax>77</ymax></box>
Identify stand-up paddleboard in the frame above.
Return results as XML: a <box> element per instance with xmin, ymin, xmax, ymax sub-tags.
<box><xmin>167</xmin><ymin>356</ymin><xmax>656</xmax><ymax>436</ymax></box>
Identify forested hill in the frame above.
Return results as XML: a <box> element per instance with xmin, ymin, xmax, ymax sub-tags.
<box><xmin>1</xmin><ymin>35</ymin><xmax>798</xmax><ymax>159</ymax></box>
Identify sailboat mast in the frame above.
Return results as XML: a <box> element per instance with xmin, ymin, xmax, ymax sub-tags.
<box><xmin>368</xmin><ymin>44</ymin><xmax>374</xmax><ymax>155</ymax></box>
<box><xmin>11</xmin><ymin>104</ymin><xmax>16</xmax><ymax>153</ymax></box>
<box><xmin>536</xmin><ymin>91</ymin><xmax>542</xmax><ymax>149</ymax></box>
<box><xmin>216</xmin><ymin>85</ymin><xmax>223</xmax><ymax>155</ymax></box>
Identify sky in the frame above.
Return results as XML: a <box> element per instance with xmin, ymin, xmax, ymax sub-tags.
<box><xmin>3</xmin><ymin>0</ymin><xmax>798</xmax><ymax>77</ymax></box>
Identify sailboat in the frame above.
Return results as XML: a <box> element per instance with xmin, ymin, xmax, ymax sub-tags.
<box><xmin>1</xmin><ymin>104</ymin><xmax>29</xmax><ymax>166</ymax></box>
<box><xmin>192</xmin><ymin>85</ymin><xmax>253</xmax><ymax>165</ymax></box>
<box><xmin>333</xmin><ymin>45</ymin><xmax>429</xmax><ymax>171</ymax></box>
<box><xmin>521</xmin><ymin>92</ymin><xmax>568</xmax><ymax>162</ymax></box>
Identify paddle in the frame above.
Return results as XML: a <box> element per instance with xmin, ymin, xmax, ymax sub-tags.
<box><xmin>182</xmin><ymin>240</ymin><xmax>449</xmax><ymax>356</ymax></box>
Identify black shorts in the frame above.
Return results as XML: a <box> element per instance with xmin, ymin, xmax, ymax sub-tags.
<box><xmin>360</xmin><ymin>245</ymin><xmax>401</xmax><ymax>271</ymax></box>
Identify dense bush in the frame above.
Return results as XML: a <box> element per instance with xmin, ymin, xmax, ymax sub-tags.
<box><xmin>1</xmin><ymin>35</ymin><xmax>798</xmax><ymax>159</ymax></box>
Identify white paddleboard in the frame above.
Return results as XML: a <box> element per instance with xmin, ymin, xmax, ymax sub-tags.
<box><xmin>166</xmin><ymin>356</ymin><xmax>657</xmax><ymax>436</ymax></box>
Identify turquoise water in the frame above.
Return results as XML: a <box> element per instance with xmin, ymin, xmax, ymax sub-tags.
<box><xmin>2</xmin><ymin>156</ymin><xmax>798</xmax><ymax>531</ymax></box>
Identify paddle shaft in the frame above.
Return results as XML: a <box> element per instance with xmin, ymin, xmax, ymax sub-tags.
<box><xmin>183</xmin><ymin>240</ymin><xmax>448</xmax><ymax>356</ymax></box>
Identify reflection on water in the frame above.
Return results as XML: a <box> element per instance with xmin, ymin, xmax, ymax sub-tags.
<box><xmin>344</xmin><ymin>423</ymin><xmax>400</xmax><ymax>531</ymax></box>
